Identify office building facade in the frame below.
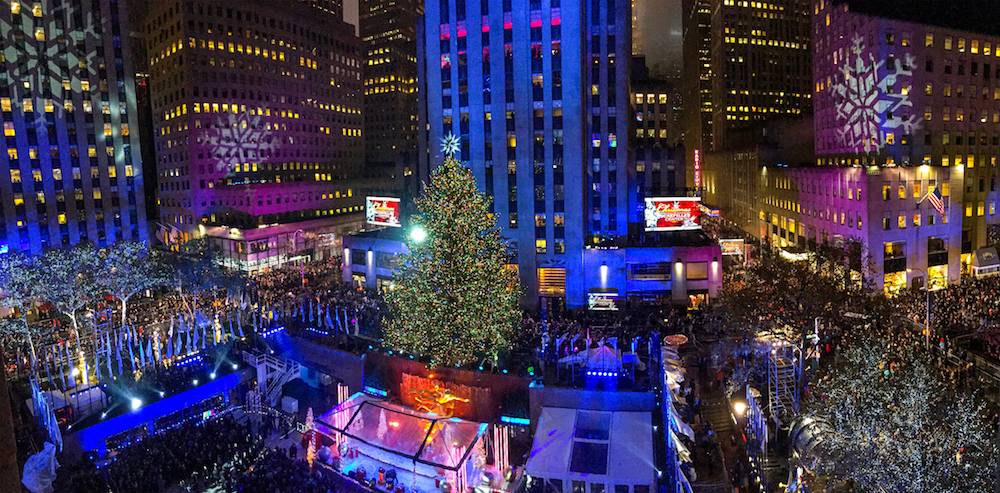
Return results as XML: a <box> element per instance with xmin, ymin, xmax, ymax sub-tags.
<box><xmin>1</xmin><ymin>0</ymin><xmax>149</xmax><ymax>255</ymax></box>
<box><xmin>361</xmin><ymin>0</ymin><xmax>421</xmax><ymax>175</ymax></box>
<box><xmin>144</xmin><ymin>0</ymin><xmax>364</xmax><ymax>270</ymax></box>
<box><xmin>814</xmin><ymin>0</ymin><xmax>1000</xmax><ymax>277</ymax></box>
<box><xmin>681</xmin><ymin>0</ymin><xmax>712</xmax><ymax>182</ymax></box>
<box><xmin>710</xmin><ymin>0</ymin><xmax>812</xmax><ymax>150</ymax></box>
<box><xmin>419</xmin><ymin>0</ymin><xmax>632</xmax><ymax>309</ymax></box>
<box><xmin>705</xmin><ymin>161</ymin><xmax>965</xmax><ymax>294</ymax></box>
<box><xmin>632</xmin><ymin>77</ymin><xmax>685</xmax><ymax>196</ymax></box>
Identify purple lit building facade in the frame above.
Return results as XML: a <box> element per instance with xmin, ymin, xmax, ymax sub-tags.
<box><xmin>144</xmin><ymin>0</ymin><xmax>365</xmax><ymax>270</ymax></box>
<box><xmin>813</xmin><ymin>0</ymin><xmax>1000</xmax><ymax>282</ymax></box>
<box><xmin>704</xmin><ymin>0</ymin><xmax>1000</xmax><ymax>293</ymax></box>
<box><xmin>1</xmin><ymin>0</ymin><xmax>149</xmax><ymax>255</ymax></box>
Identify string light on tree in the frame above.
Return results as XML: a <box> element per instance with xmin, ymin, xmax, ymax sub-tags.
<box><xmin>383</xmin><ymin>155</ymin><xmax>521</xmax><ymax>367</ymax></box>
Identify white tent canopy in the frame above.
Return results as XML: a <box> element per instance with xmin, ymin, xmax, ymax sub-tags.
<box><xmin>525</xmin><ymin>407</ymin><xmax>656</xmax><ymax>491</ymax></box>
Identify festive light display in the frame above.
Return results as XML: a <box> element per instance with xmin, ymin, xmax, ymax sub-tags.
<box><xmin>829</xmin><ymin>35</ymin><xmax>920</xmax><ymax>154</ymax></box>
<box><xmin>1</xmin><ymin>2</ymin><xmax>99</xmax><ymax>126</ymax></box>
<box><xmin>383</xmin><ymin>157</ymin><xmax>521</xmax><ymax>367</ymax></box>
<box><xmin>805</xmin><ymin>336</ymin><xmax>997</xmax><ymax>491</ymax></box>
<box><xmin>199</xmin><ymin>109</ymin><xmax>279</xmax><ymax>174</ymax></box>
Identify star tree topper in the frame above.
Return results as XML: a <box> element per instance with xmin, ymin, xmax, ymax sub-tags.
<box><xmin>441</xmin><ymin>132</ymin><xmax>460</xmax><ymax>158</ymax></box>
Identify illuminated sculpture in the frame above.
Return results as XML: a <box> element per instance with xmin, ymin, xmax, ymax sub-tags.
<box><xmin>411</xmin><ymin>383</ymin><xmax>470</xmax><ymax>418</ymax></box>
<box><xmin>440</xmin><ymin>132</ymin><xmax>461</xmax><ymax>158</ymax></box>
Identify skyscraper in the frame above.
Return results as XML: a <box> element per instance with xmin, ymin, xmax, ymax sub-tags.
<box><xmin>709</xmin><ymin>0</ymin><xmax>812</xmax><ymax>150</ymax></box>
<box><xmin>1</xmin><ymin>0</ymin><xmax>149</xmax><ymax>255</ymax></box>
<box><xmin>360</xmin><ymin>0</ymin><xmax>421</xmax><ymax>176</ymax></box>
<box><xmin>419</xmin><ymin>0</ymin><xmax>632</xmax><ymax>308</ymax></box>
<box><xmin>632</xmin><ymin>61</ymin><xmax>685</xmax><ymax>195</ymax></box>
<box><xmin>301</xmin><ymin>0</ymin><xmax>343</xmax><ymax>20</ymax></box>
<box><xmin>144</xmin><ymin>0</ymin><xmax>364</xmax><ymax>270</ymax></box>
<box><xmin>681</xmin><ymin>0</ymin><xmax>712</xmax><ymax>170</ymax></box>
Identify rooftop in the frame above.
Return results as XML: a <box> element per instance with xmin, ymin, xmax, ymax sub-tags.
<box><xmin>838</xmin><ymin>0</ymin><xmax>1000</xmax><ymax>37</ymax></box>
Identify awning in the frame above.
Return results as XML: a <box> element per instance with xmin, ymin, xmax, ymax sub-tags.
<box><xmin>973</xmin><ymin>247</ymin><xmax>999</xmax><ymax>268</ymax></box>
<box><xmin>525</xmin><ymin>407</ymin><xmax>656</xmax><ymax>487</ymax></box>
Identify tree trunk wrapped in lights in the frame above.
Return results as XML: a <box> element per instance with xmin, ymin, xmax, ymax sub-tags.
<box><xmin>384</xmin><ymin>156</ymin><xmax>521</xmax><ymax>368</ymax></box>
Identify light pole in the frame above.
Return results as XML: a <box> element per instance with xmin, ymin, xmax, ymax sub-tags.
<box><xmin>907</xmin><ymin>267</ymin><xmax>931</xmax><ymax>349</ymax></box>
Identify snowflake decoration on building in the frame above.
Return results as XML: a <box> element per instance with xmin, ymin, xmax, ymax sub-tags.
<box><xmin>1</xmin><ymin>3</ymin><xmax>100</xmax><ymax>127</ymax></box>
<box><xmin>440</xmin><ymin>132</ymin><xmax>461</xmax><ymax>158</ymax></box>
<box><xmin>829</xmin><ymin>35</ymin><xmax>921</xmax><ymax>154</ymax></box>
<box><xmin>200</xmin><ymin>110</ymin><xmax>280</xmax><ymax>175</ymax></box>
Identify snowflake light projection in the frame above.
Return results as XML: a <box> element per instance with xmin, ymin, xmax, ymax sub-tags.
<box><xmin>1</xmin><ymin>3</ymin><xmax>100</xmax><ymax>127</ymax></box>
<box><xmin>200</xmin><ymin>110</ymin><xmax>280</xmax><ymax>175</ymax></box>
<box><xmin>829</xmin><ymin>35</ymin><xmax>921</xmax><ymax>154</ymax></box>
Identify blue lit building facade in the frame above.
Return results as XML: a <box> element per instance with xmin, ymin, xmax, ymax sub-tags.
<box><xmin>419</xmin><ymin>0</ymin><xmax>632</xmax><ymax>309</ymax></box>
<box><xmin>1</xmin><ymin>0</ymin><xmax>149</xmax><ymax>255</ymax></box>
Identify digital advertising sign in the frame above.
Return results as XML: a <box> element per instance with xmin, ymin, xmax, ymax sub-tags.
<box><xmin>588</xmin><ymin>292</ymin><xmax>619</xmax><ymax>311</ymax></box>
<box><xmin>644</xmin><ymin>197</ymin><xmax>702</xmax><ymax>231</ymax></box>
<box><xmin>719</xmin><ymin>239</ymin><xmax>746</xmax><ymax>256</ymax></box>
<box><xmin>365</xmin><ymin>196</ymin><xmax>402</xmax><ymax>228</ymax></box>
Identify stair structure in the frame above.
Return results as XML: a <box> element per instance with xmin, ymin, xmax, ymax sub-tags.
<box><xmin>243</xmin><ymin>350</ymin><xmax>301</xmax><ymax>407</ymax></box>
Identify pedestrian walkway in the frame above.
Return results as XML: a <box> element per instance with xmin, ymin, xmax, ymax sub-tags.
<box><xmin>689</xmin><ymin>357</ymin><xmax>753</xmax><ymax>493</ymax></box>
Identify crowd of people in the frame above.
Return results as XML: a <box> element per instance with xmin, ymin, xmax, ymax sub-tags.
<box><xmin>230</xmin><ymin>448</ymin><xmax>343</xmax><ymax>493</ymax></box>
<box><xmin>896</xmin><ymin>275</ymin><xmax>1000</xmax><ymax>349</ymax></box>
<box><xmin>55</xmin><ymin>417</ymin><xmax>263</xmax><ymax>493</ymax></box>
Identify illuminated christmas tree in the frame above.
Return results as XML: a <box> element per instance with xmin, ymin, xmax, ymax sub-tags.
<box><xmin>384</xmin><ymin>152</ymin><xmax>521</xmax><ymax>367</ymax></box>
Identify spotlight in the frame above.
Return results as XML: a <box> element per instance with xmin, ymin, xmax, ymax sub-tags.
<box><xmin>193</xmin><ymin>379</ymin><xmax>199</xmax><ymax>385</ymax></box>
<box><xmin>408</xmin><ymin>225</ymin><xmax>427</xmax><ymax>243</ymax></box>
<box><xmin>210</xmin><ymin>372</ymin><xmax>216</xmax><ymax>380</ymax></box>
<box><xmin>158</xmin><ymin>391</ymin><xmax>165</xmax><ymax>397</ymax></box>
<box><xmin>130</xmin><ymin>398</ymin><xmax>142</xmax><ymax>411</ymax></box>
<box><xmin>101</xmin><ymin>412</ymin><xmax>107</xmax><ymax>419</ymax></box>
<box><xmin>733</xmin><ymin>401</ymin><xmax>748</xmax><ymax>417</ymax></box>
<box><xmin>232</xmin><ymin>363</ymin><xmax>239</xmax><ymax>370</ymax></box>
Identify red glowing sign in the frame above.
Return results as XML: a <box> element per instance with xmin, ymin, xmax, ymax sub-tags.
<box><xmin>366</xmin><ymin>196</ymin><xmax>402</xmax><ymax>228</ymax></box>
<box><xmin>644</xmin><ymin>197</ymin><xmax>702</xmax><ymax>231</ymax></box>
<box><xmin>693</xmin><ymin>149</ymin><xmax>702</xmax><ymax>189</ymax></box>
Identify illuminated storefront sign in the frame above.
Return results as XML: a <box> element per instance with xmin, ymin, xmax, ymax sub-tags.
<box><xmin>719</xmin><ymin>239</ymin><xmax>745</xmax><ymax>256</ymax></box>
<box><xmin>365</xmin><ymin>196</ymin><xmax>402</xmax><ymax>227</ymax></box>
<box><xmin>644</xmin><ymin>197</ymin><xmax>702</xmax><ymax>231</ymax></box>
